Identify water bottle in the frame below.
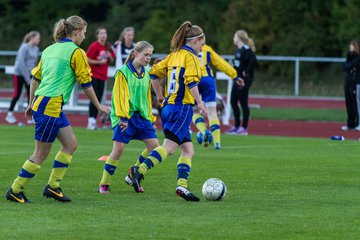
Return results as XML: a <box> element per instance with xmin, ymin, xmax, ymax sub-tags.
<box><xmin>330</xmin><ymin>136</ymin><xmax>345</xmax><ymax>141</ymax></box>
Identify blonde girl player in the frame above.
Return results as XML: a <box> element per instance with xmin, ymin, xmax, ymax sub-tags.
<box><xmin>98</xmin><ymin>41</ymin><xmax>159</xmax><ymax>194</ymax></box>
<box><xmin>5</xmin><ymin>16</ymin><xmax>109</xmax><ymax>203</ymax></box>
<box><xmin>129</xmin><ymin>21</ymin><xmax>207</xmax><ymax>202</ymax></box>
<box><xmin>193</xmin><ymin>44</ymin><xmax>244</xmax><ymax>149</ymax></box>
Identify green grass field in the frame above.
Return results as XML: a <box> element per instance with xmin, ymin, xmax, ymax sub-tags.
<box><xmin>251</xmin><ymin>107</ymin><xmax>345</xmax><ymax>122</ymax></box>
<box><xmin>0</xmin><ymin>125</ymin><xmax>359</xmax><ymax>239</ymax></box>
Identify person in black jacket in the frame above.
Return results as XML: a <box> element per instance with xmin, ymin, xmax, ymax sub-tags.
<box><xmin>342</xmin><ymin>40</ymin><xmax>360</xmax><ymax>131</ymax></box>
<box><xmin>225</xmin><ymin>30</ymin><xmax>257</xmax><ymax>135</ymax></box>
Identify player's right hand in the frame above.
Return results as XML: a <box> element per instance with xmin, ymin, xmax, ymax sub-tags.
<box><xmin>98</xmin><ymin>105</ymin><xmax>110</xmax><ymax>115</ymax></box>
<box><xmin>119</xmin><ymin>120</ymin><xmax>128</xmax><ymax>132</ymax></box>
<box><xmin>198</xmin><ymin>102</ymin><xmax>208</xmax><ymax>117</ymax></box>
<box><xmin>25</xmin><ymin>106</ymin><xmax>32</xmax><ymax>120</ymax></box>
<box><xmin>235</xmin><ymin>77</ymin><xmax>245</xmax><ymax>87</ymax></box>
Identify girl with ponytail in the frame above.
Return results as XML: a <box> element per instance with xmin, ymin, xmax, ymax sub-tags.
<box><xmin>6</xmin><ymin>16</ymin><xmax>110</xmax><ymax>203</ymax></box>
<box><xmin>98</xmin><ymin>41</ymin><xmax>159</xmax><ymax>194</ymax></box>
<box><xmin>225</xmin><ymin>30</ymin><xmax>257</xmax><ymax>135</ymax></box>
<box><xmin>128</xmin><ymin>21</ymin><xmax>207</xmax><ymax>202</ymax></box>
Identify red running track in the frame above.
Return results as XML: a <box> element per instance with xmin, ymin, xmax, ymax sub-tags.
<box><xmin>0</xmin><ymin>96</ymin><xmax>359</xmax><ymax>141</ymax></box>
<box><xmin>0</xmin><ymin>113</ymin><xmax>358</xmax><ymax>140</ymax></box>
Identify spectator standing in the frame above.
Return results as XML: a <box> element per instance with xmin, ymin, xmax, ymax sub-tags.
<box><xmin>342</xmin><ymin>40</ymin><xmax>360</xmax><ymax>131</ymax></box>
<box><xmin>225</xmin><ymin>30</ymin><xmax>257</xmax><ymax>135</ymax></box>
<box><xmin>5</xmin><ymin>31</ymin><xmax>41</xmax><ymax>124</ymax></box>
<box><xmin>113</xmin><ymin>27</ymin><xmax>135</xmax><ymax>69</ymax></box>
<box><xmin>86</xmin><ymin>27</ymin><xmax>115</xmax><ymax>130</ymax></box>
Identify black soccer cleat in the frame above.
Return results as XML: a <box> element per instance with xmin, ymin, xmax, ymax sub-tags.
<box><xmin>43</xmin><ymin>185</ymin><xmax>71</xmax><ymax>202</ymax></box>
<box><xmin>176</xmin><ymin>186</ymin><xmax>200</xmax><ymax>202</ymax></box>
<box><xmin>203</xmin><ymin>130</ymin><xmax>211</xmax><ymax>147</ymax></box>
<box><xmin>6</xmin><ymin>188</ymin><xmax>31</xmax><ymax>203</ymax></box>
<box><xmin>129</xmin><ymin>166</ymin><xmax>144</xmax><ymax>193</ymax></box>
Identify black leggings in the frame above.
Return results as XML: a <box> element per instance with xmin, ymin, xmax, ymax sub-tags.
<box><xmin>344</xmin><ymin>82</ymin><xmax>358</xmax><ymax>128</ymax></box>
<box><xmin>89</xmin><ymin>78</ymin><xmax>105</xmax><ymax>118</ymax></box>
<box><xmin>8</xmin><ymin>75</ymin><xmax>30</xmax><ymax>111</ymax></box>
<box><xmin>230</xmin><ymin>81</ymin><xmax>252</xmax><ymax>129</ymax></box>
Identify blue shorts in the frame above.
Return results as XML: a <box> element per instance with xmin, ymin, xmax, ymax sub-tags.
<box><xmin>198</xmin><ymin>76</ymin><xmax>216</xmax><ymax>103</ymax></box>
<box><xmin>161</xmin><ymin>104</ymin><xmax>193</xmax><ymax>144</ymax></box>
<box><xmin>33</xmin><ymin>111</ymin><xmax>70</xmax><ymax>143</ymax></box>
<box><xmin>112</xmin><ymin>112</ymin><xmax>157</xmax><ymax>144</ymax></box>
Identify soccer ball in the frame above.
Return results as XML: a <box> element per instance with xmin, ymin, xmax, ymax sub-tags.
<box><xmin>202</xmin><ymin>178</ymin><xmax>226</xmax><ymax>201</ymax></box>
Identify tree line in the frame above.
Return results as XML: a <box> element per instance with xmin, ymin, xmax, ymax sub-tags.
<box><xmin>0</xmin><ymin>0</ymin><xmax>359</xmax><ymax>58</ymax></box>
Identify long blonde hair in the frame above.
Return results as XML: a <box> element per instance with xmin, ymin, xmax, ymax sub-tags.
<box><xmin>235</xmin><ymin>30</ymin><xmax>256</xmax><ymax>52</ymax></box>
<box><xmin>23</xmin><ymin>31</ymin><xmax>40</xmax><ymax>43</ymax></box>
<box><xmin>170</xmin><ymin>21</ymin><xmax>204</xmax><ymax>52</ymax></box>
<box><xmin>124</xmin><ymin>41</ymin><xmax>154</xmax><ymax>64</ymax></box>
<box><xmin>118</xmin><ymin>27</ymin><xmax>135</xmax><ymax>43</ymax></box>
<box><xmin>53</xmin><ymin>16</ymin><xmax>87</xmax><ymax>42</ymax></box>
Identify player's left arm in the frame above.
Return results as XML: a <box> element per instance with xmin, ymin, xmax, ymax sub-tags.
<box><xmin>25</xmin><ymin>74</ymin><xmax>40</xmax><ymax>120</ymax></box>
<box><xmin>73</xmin><ymin>48</ymin><xmax>109</xmax><ymax>114</ymax></box>
<box><xmin>209</xmin><ymin>46</ymin><xmax>238</xmax><ymax>80</ymax></box>
<box><xmin>149</xmin><ymin>55</ymin><xmax>169</xmax><ymax>80</ymax></box>
<box><xmin>113</xmin><ymin>71</ymin><xmax>130</xmax><ymax>121</ymax></box>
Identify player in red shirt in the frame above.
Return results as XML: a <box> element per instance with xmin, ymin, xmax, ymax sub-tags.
<box><xmin>86</xmin><ymin>27</ymin><xmax>115</xmax><ymax>130</ymax></box>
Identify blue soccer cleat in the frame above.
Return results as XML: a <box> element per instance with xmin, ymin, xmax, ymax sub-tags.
<box><xmin>215</xmin><ymin>142</ymin><xmax>221</xmax><ymax>150</ymax></box>
<box><xmin>196</xmin><ymin>132</ymin><xmax>203</xmax><ymax>144</ymax></box>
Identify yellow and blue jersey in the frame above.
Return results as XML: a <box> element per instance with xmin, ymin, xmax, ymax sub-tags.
<box><xmin>149</xmin><ymin>45</ymin><xmax>201</xmax><ymax>105</ymax></box>
<box><xmin>110</xmin><ymin>62</ymin><xmax>155</xmax><ymax>128</ymax></box>
<box><xmin>198</xmin><ymin>44</ymin><xmax>238</xmax><ymax>80</ymax></box>
<box><xmin>31</xmin><ymin>39</ymin><xmax>92</xmax><ymax>117</ymax></box>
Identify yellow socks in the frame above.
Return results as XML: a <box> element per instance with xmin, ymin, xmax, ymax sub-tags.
<box><xmin>210</xmin><ymin>118</ymin><xmax>221</xmax><ymax>146</ymax></box>
<box><xmin>48</xmin><ymin>151</ymin><xmax>72</xmax><ymax>188</ymax></box>
<box><xmin>11</xmin><ymin>159</ymin><xmax>41</xmax><ymax>193</ymax></box>
<box><xmin>139</xmin><ymin>146</ymin><xmax>168</xmax><ymax>175</ymax></box>
<box><xmin>192</xmin><ymin>113</ymin><xmax>207</xmax><ymax>134</ymax></box>
<box><xmin>177</xmin><ymin>156</ymin><xmax>192</xmax><ymax>187</ymax></box>
<box><xmin>135</xmin><ymin>148</ymin><xmax>150</xmax><ymax>166</ymax></box>
<box><xmin>100</xmin><ymin>156</ymin><xmax>119</xmax><ymax>186</ymax></box>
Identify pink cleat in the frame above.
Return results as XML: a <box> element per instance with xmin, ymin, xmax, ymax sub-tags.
<box><xmin>225</xmin><ymin>126</ymin><xmax>238</xmax><ymax>134</ymax></box>
<box><xmin>98</xmin><ymin>184</ymin><xmax>111</xmax><ymax>194</ymax></box>
<box><xmin>236</xmin><ymin>127</ymin><xmax>248</xmax><ymax>135</ymax></box>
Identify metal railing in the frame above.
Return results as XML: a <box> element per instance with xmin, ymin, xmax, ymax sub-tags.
<box><xmin>0</xmin><ymin>51</ymin><xmax>346</xmax><ymax>96</ymax></box>
<box><xmin>0</xmin><ymin>51</ymin><xmax>347</xmax><ymax>124</ymax></box>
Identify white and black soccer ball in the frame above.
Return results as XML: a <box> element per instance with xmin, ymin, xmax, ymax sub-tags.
<box><xmin>202</xmin><ymin>178</ymin><xmax>226</xmax><ymax>201</ymax></box>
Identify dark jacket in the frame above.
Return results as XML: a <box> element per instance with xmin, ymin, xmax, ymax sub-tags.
<box><xmin>343</xmin><ymin>52</ymin><xmax>360</xmax><ymax>85</ymax></box>
<box><xmin>232</xmin><ymin>45</ymin><xmax>257</xmax><ymax>82</ymax></box>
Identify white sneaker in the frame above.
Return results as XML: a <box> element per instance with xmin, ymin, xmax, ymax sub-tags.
<box><xmin>124</xmin><ymin>174</ymin><xmax>133</xmax><ymax>186</ymax></box>
<box><xmin>341</xmin><ymin>125</ymin><xmax>349</xmax><ymax>131</ymax></box>
<box><xmin>5</xmin><ymin>112</ymin><xmax>17</xmax><ymax>124</ymax></box>
<box><xmin>27</xmin><ymin>119</ymin><xmax>35</xmax><ymax>124</ymax></box>
<box><xmin>87</xmin><ymin>117</ymin><xmax>97</xmax><ymax>130</ymax></box>
<box><xmin>355</xmin><ymin>126</ymin><xmax>360</xmax><ymax>131</ymax></box>
<box><xmin>236</xmin><ymin>127</ymin><xmax>249</xmax><ymax>135</ymax></box>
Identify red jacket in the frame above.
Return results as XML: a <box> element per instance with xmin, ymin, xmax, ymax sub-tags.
<box><xmin>87</xmin><ymin>41</ymin><xmax>115</xmax><ymax>81</ymax></box>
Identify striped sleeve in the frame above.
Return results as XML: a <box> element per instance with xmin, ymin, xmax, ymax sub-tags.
<box><xmin>184</xmin><ymin>52</ymin><xmax>201</xmax><ymax>88</ymax></box>
<box><xmin>71</xmin><ymin>48</ymin><xmax>93</xmax><ymax>88</ymax></box>
<box><xmin>149</xmin><ymin>55</ymin><xmax>169</xmax><ymax>79</ymax></box>
<box><xmin>113</xmin><ymin>70</ymin><xmax>130</xmax><ymax>120</ymax></box>
<box><xmin>31</xmin><ymin>59</ymin><xmax>42</xmax><ymax>82</ymax></box>
<box><xmin>208</xmin><ymin>45</ymin><xmax>238</xmax><ymax>80</ymax></box>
